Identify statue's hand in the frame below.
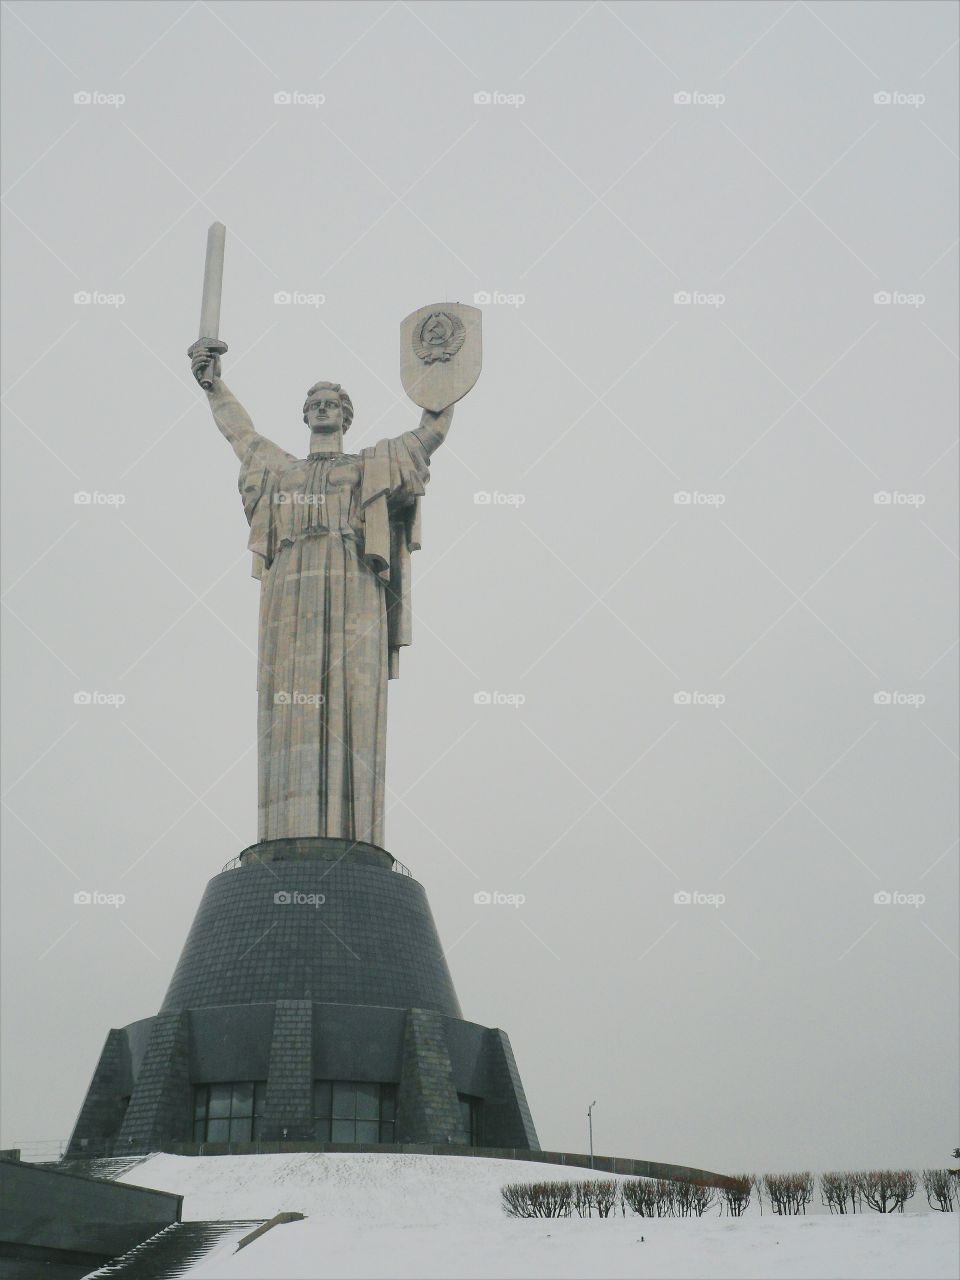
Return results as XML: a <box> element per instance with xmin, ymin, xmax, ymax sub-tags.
<box><xmin>188</xmin><ymin>338</ymin><xmax>227</xmax><ymax>389</ymax></box>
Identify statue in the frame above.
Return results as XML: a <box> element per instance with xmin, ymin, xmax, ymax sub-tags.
<box><xmin>64</xmin><ymin>228</ymin><xmax>544</xmax><ymax>1164</ymax></box>
<box><xmin>187</xmin><ymin>226</ymin><xmax>480</xmax><ymax>849</ymax></box>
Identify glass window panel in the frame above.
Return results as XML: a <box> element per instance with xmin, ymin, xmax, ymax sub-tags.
<box><xmin>332</xmin><ymin>1082</ymin><xmax>356</xmax><ymax>1118</ymax></box>
<box><xmin>355</xmin><ymin>1083</ymin><xmax>379</xmax><ymax>1119</ymax></box>
<box><xmin>253</xmin><ymin>1082</ymin><xmax>267</xmax><ymax>1116</ymax></box>
<box><xmin>232</xmin><ymin>1082</ymin><xmax>254</xmax><ymax>1117</ymax></box>
<box><xmin>380</xmin><ymin>1085</ymin><xmax>397</xmax><ymax>1122</ymax></box>
<box><xmin>379</xmin><ymin>1120</ymin><xmax>395</xmax><ymax>1143</ymax></box>
<box><xmin>331</xmin><ymin>1118</ymin><xmax>356</xmax><ymax>1142</ymax></box>
<box><xmin>193</xmin><ymin>1088</ymin><xmax>208</xmax><ymax>1119</ymax></box>
<box><xmin>456</xmin><ymin>1095</ymin><xmax>482</xmax><ymax>1146</ymax></box>
<box><xmin>207</xmin><ymin>1084</ymin><xmax>232</xmax><ymax>1119</ymax></box>
<box><xmin>230</xmin><ymin>1117</ymin><xmax>252</xmax><ymax>1143</ymax></box>
<box><xmin>313</xmin><ymin>1081</ymin><xmax>332</xmax><ymax>1118</ymax></box>
<box><xmin>207</xmin><ymin>1118</ymin><xmax>230</xmax><ymax>1142</ymax></box>
<box><xmin>193</xmin><ymin>1120</ymin><xmax>205</xmax><ymax>1142</ymax></box>
<box><xmin>314</xmin><ymin>1117</ymin><xmax>331</xmax><ymax>1141</ymax></box>
<box><xmin>356</xmin><ymin>1120</ymin><xmax>379</xmax><ymax>1143</ymax></box>
<box><xmin>252</xmin><ymin>1117</ymin><xmax>264</xmax><ymax>1140</ymax></box>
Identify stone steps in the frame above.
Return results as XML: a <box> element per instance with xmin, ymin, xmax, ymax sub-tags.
<box><xmin>82</xmin><ymin>1220</ymin><xmax>262</xmax><ymax>1279</ymax></box>
<box><xmin>37</xmin><ymin>1156</ymin><xmax>149</xmax><ymax>1181</ymax></box>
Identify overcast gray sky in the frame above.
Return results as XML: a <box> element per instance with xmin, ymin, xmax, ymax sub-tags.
<box><xmin>2</xmin><ymin>0</ymin><xmax>957</xmax><ymax>1175</ymax></box>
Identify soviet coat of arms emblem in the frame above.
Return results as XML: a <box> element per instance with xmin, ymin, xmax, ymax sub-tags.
<box><xmin>400</xmin><ymin>302</ymin><xmax>482</xmax><ymax>411</ymax></box>
<box><xmin>414</xmin><ymin>310</ymin><xmax>466</xmax><ymax>364</ymax></box>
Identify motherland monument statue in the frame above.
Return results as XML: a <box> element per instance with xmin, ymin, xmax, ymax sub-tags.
<box><xmin>68</xmin><ymin>223</ymin><xmax>541</xmax><ymax>1160</ymax></box>
<box><xmin>188</xmin><ymin>224</ymin><xmax>481</xmax><ymax>849</ymax></box>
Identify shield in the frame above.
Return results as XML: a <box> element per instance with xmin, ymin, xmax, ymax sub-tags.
<box><xmin>400</xmin><ymin>302</ymin><xmax>482</xmax><ymax>411</ymax></box>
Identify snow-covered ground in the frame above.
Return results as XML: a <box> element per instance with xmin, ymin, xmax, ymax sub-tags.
<box><xmin>120</xmin><ymin>1153</ymin><xmax>958</xmax><ymax>1279</ymax></box>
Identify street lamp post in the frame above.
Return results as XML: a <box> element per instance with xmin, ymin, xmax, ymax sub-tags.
<box><xmin>587</xmin><ymin>1100</ymin><xmax>596</xmax><ymax>1169</ymax></box>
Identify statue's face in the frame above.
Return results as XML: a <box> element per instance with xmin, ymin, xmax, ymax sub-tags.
<box><xmin>305</xmin><ymin>389</ymin><xmax>343</xmax><ymax>433</ymax></box>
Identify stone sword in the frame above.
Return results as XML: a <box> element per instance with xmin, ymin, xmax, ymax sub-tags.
<box><xmin>189</xmin><ymin>221</ymin><xmax>228</xmax><ymax>389</ymax></box>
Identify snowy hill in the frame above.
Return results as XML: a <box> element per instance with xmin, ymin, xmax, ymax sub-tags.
<box><xmin>117</xmin><ymin>1153</ymin><xmax>958</xmax><ymax>1279</ymax></box>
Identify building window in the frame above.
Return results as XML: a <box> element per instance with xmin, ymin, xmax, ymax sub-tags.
<box><xmin>455</xmin><ymin>1094</ymin><xmax>483</xmax><ymax>1147</ymax></box>
<box><xmin>193</xmin><ymin>1082</ymin><xmax>266</xmax><ymax>1143</ymax></box>
<box><xmin>313</xmin><ymin>1080</ymin><xmax>397</xmax><ymax>1143</ymax></box>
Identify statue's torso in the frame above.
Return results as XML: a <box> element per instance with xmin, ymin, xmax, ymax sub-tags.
<box><xmin>271</xmin><ymin>453</ymin><xmax>364</xmax><ymax>545</ymax></box>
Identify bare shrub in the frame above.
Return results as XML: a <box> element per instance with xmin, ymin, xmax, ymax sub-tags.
<box><xmin>763</xmin><ymin>1172</ymin><xmax>814</xmax><ymax>1215</ymax></box>
<box><xmin>535</xmin><ymin>1181</ymin><xmax>573</xmax><ymax>1218</ymax></box>
<box><xmin>571</xmin><ymin>1180</ymin><xmax>594</xmax><ymax>1218</ymax></box>
<box><xmin>673</xmin><ymin>1180</ymin><xmax>694</xmax><ymax>1218</ymax></box>
<box><xmin>568</xmin><ymin>1180</ymin><xmax>622</xmax><ymax>1218</ymax></box>
<box><xmin>750</xmin><ymin>1173</ymin><xmax>763</xmax><ymax>1215</ymax></box>
<box><xmin>720</xmin><ymin>1174</ymin><xmax>752</xmax><ymax>1217</ymax></box>
<box><xmin>500</xmin><ymin>1181</ymin><xmax>572</xmax><ymax>1218</ymax></box>
<box><xmin>592</xmin><ymin>1180</ymin><xmax>620</xmax><ymax>1218</ymax></box>
<box><xmin>501</xmin><ymin>1183</ymin><xmax>528</xmax><ymax>1217</ymax></box>
<box><xmin>821</xmin><ymin>1171</ymin><xmax>862</xmax><ymax>1214</ymax></box>
<box><xmin>690</xmin><ymin>1183</ymin><xmax>718</xmax><ymax>1217</ymax></box>
<box><xmin>922</xmin><ymin>1169</ymin><xmax>956</xmax><ymax>1212</ymax></box>
<box><xmin>858</xmin><ymin>1170</ymin><xmax>917</xmax><ymax>1213</ymax></box>
<box><xmin>653</xmin><ymin>1179</ymin><xmax>677</xmax><ymax>1217</ymax></box>
<box><xmin>671</xmin><ymin>1180</ymin><xmax>715</xmax><ymax>1217</ymax></box>
<box><xmin>622</xmin><ymin>1178</ymin><xmax>658</xmax><ymax>1217</ymax></box>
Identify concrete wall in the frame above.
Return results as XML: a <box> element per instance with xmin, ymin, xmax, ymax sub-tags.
<box><xmin>149</xmin><ymin>1144</ymin><xmax>738</xmax><ymax>1190</ymax></box>
<box><xmin>0</xmin><ymin>1158</ymin><xmax>181</xmax><ymax>1267</ymax></box>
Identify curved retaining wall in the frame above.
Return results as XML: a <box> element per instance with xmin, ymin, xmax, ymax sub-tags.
<box><xmin>156</xmin><ymin>1142</ymin><xmax>739</xmax><ymax>1190</ymax></box>
<box><xmin>160</xmin><ymin>860</ymin><xmax>461</xmax><ymax>1017</ymax></box>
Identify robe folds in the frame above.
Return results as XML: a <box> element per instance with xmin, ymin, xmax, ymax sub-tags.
<box><xmin>213</xmin><ymin>386</ymin><xmax>434</xmax><ymax>846</ymax></box>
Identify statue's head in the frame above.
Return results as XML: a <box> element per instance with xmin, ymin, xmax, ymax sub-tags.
<box><xmin>303</xmin><ymin>381</ymin><xmax>354</xmax><ymax>434</ymax></box>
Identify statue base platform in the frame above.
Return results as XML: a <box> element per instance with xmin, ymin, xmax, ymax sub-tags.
<box><xmin>67</xmin><ymin>839</ymin><xmax>539</xmax><ymax>1156</ymax></box>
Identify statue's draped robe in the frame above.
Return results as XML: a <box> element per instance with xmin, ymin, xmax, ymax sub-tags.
<box><xmin>211</xmin><ymin>388</ymin><xmax>434</xmax><ymax>846</ymax></box>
